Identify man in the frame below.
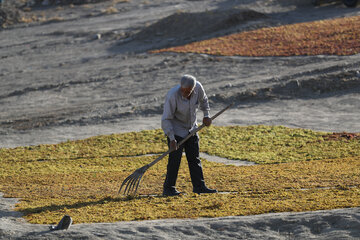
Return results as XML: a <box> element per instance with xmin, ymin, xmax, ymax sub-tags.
<box><xmin>161</xmin><ymin>74</ymin><xmax>218</xmax><ymax>196</ymax></box>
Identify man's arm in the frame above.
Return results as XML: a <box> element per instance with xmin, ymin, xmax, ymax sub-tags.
<box><xmin>161</xmin><ymin>94</ymin><xmax>178</xmax><ymax>151</ymax></box>
<box><xmin>161</xmin><ymin>94</ymin><xmax>176</xmax><ymax>142</ymax></box>
<box><xmin>197</xmin><ymin>82</ymin><xmax>212</xmax><ymax>126</ymax></box>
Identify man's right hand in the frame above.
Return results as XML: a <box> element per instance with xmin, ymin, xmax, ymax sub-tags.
<box><xmin>170</xmin><ymin>140</ymin><xmax>178</xmax><ymax>152</ymax></box>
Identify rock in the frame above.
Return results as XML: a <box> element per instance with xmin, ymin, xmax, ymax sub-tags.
<box><xmin>356</xmin><ymin>71</ymin><xmax>360</xmax><ymax>78</ymax></box>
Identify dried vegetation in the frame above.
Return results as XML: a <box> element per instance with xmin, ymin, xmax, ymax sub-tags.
<box><xmin>0</xmin><ymin>125</ymin><xmax>359</xmax><ymax>224</ymax></box>
<box><xmin>151</xmin><ymin>15</ymin><xmax>360</xmax><ymax>56</ymax></box>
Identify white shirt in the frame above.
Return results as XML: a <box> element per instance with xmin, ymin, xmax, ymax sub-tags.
<box><xmin>161</xmin><ymin>81</ymin><xmax>210</xmax><ymax>141</ymax></box>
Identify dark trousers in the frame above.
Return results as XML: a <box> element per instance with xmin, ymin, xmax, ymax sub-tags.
<box><xmin>163</xmin><ymin>134</ymin><xmax>206</xmax><ymax>190</ymax></box>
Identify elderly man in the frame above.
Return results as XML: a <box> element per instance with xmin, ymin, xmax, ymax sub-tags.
<box><xmin>161</xmin><ymin>74</ymin><xmax>217</xmax><ymax>196</ymax></box>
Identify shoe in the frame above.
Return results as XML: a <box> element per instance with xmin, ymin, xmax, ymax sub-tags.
<box><xmin>193</xmin><ymin>187</ymin><xmax>218</xmax><ymax>194</ymax></box>
<box><xmin>163</xmin><ymin>187</ymin><xmax>182</xmax><ymax>196</ymax></box>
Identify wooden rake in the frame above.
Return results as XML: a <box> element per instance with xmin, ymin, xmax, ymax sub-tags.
<box><xmin>118</xmin><ymin>103</ymin><xmax>233</xmax><ymax>196</ymax></box>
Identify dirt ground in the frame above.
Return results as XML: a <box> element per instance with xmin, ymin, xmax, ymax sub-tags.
<box><xmin>0</xmin><ymin>0</ymin><xmax>359</xmax><ymax>239</ymax></box>
<box><xmin>1</xmin><ymin>0</ymin><xmax>360</xmax><ymax>148</ymax></box>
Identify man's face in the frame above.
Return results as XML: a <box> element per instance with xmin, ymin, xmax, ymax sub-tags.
<box><xmin>180</xmin><ymin>86</ymin><xmax>193</xmax><ymax>98</ymax></box>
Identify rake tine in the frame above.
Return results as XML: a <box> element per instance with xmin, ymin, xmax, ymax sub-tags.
<box><xmin>119</xmin><ymin>165</ymin><xmax>147</xmax><ymax>195</ymax></box>
<box><xmin>126</xmin><ymin>170</ymin><xmax>143</xmax><ymax>195</ymax></box>
<box><xmin>124</xmin><ymin>175</ymin><xmax>136</xmax><ymax>195</ymax></box>
<box><xmin>131</xmin><ymin>173</ymin><xmax>142</xmax><ymax>190</ymax></box>
<box><xmin>118</xmin><ymin>175</ymin><xmax>132</xmax><ymax>194</ymax></box>
<box><xmin>133</xmin><ymin>175</ymin><xmax>143</xmax><ymax>195</ymax></box>
<box><xmin>128</xmin><ymin>176</ymin><xmax>141</xmax><ymax>195</ymax></box>
<box><xmin>133</xmin><ymin>172</ymin><xmax>145</xmax><ymax>194</ymax></box>
<box><xmin>125</xmin><ymin>175</ymin><xmax>138</xmax><ymax>195</ymax></box>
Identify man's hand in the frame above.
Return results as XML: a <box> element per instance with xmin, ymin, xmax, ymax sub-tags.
<box><xmin>169</xmin><ymin>140</ymin><xmax>178</xmax><ymax>152</ymax></box>
<box><xmin>203</xmin><ymin>117</ymin><xmax>212</xmax><ymax>127</ymax></box>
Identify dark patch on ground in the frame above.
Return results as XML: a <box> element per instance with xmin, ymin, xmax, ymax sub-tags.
<box><xmin>29</xmin><ymin>0</ymin><xmax>110</xmax><ymax>6</ymax></box>
<box><xmin>134</xmin><ymin>8</ymin><xmax>267</xmax><ymax>44</ymax></box>
<box><xmin>323</xmin><ymin>132</ymin><xmax>360</xmax><ymax>141</ymax></box>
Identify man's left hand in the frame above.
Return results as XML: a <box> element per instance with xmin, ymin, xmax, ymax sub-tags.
<box><xmin>203</xmin><ymin>117</ymin><xmax>212</xmax><ymax>127</ymax></box>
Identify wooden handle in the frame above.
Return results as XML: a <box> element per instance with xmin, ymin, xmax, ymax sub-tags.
<box><xmin>177</xmin><ymin>102</ymin><xmax>234</xmax><ymax>146</ymax></box>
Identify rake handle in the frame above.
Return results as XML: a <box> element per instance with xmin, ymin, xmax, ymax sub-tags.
<box><xmin>145</xmin><ymin>103</ymin><xmax>233</xmax><ymax>170</ymax></box>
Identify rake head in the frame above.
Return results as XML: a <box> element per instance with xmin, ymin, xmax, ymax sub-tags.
<box><xmin>118</xmin><ymin>165</ymin><xmax>149</xmax><ymax>196</ymax></box>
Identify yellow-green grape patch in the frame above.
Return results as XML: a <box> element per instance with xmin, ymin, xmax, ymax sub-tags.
<box><xmin>0</xmin><ymin>125</ymin><xmax>359</xmax><ymax>224</ymax></box>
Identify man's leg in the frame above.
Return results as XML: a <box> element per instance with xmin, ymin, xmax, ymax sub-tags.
<box><xmin>184</xmin><ymin>134</ymin><xmax>217</xmax><ymax>194</ymax></box>
<box><xmin>163</xmin><ymin>135</ymin><xmax>184</xmax><ymax>196</ymax></box>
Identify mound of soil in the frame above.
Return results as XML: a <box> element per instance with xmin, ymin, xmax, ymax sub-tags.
<box><xmin>210</xmin><ymin>70</ymin><xmax>360</xmax><ymax>104</ymax></box>
<box><xmin>270</xmin><ymin>70</ymin><xmax>360</xmax><ymax>98</ymax></box>
<box><xmin>134</xmin><ymin>8</ymin><xmax>267</xmax><ymax>41</ymax></box>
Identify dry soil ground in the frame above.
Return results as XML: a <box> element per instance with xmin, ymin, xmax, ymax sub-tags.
<box><xmin>0</xmin><ymin>0</ymin><xmax>360</xmax><ymax>239</ymax></box>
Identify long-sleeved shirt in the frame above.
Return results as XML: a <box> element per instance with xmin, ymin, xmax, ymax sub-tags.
<box><xmin>161</xmin><ymin>81</ymin><xmax>210</xmax><ymax>141</ymax></box>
